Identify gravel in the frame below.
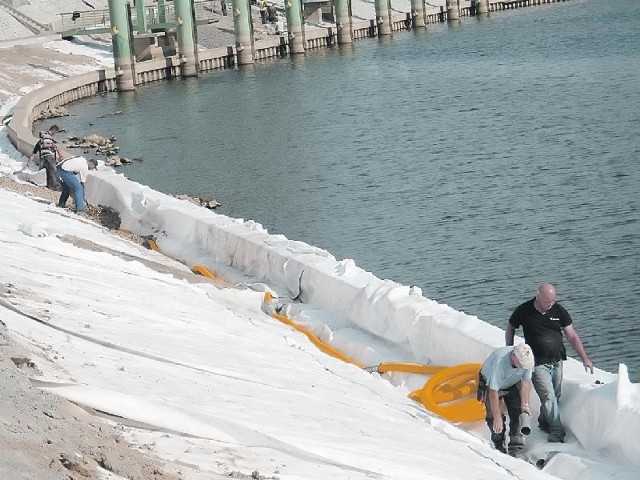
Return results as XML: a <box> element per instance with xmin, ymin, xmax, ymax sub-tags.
<box><xmin>0</xmin><ymin>175</ymin><xmax>146</xmax><ymax>245</ymax></box>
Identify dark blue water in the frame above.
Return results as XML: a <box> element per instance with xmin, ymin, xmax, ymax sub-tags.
<box><xmin>56</xmin><ymin>0</ymin><xmax>640</xmax><ymax>381</ymax></box>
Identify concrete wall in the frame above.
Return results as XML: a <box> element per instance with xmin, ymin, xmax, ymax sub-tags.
<box><xmin>7</xmin><ymin>69</ymin><xmax>117</xmax><ymax>157</ymax></box>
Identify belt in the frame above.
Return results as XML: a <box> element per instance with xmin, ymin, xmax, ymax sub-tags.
<box><xmin>56</xmin><ymin>155</ymin><xmax>80</xmax><ymax>168</ymax></box>
<box><xmin>57</xmin><ymin>165</ymin><xmax>79</xmax><ymax>174</ymax></box>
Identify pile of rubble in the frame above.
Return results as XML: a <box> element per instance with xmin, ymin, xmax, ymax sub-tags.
<box><xmin>65</xmin><ymin>133</ymin><xmax>139</xmax><ymax>167</ymax></box>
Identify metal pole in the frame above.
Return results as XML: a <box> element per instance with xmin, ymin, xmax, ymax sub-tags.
<box><xmin>158</xmin><ymin>0</ymin><xmax>167</xmax><ymax>23</ymax></box>
<box><xmin>477</xmin><ymin>0</ymin><xmax>489</xmax><ymax>15</ymax></box>
<box><xmin>333</xmin><ymin>0</ymin><xmax>353</xmax><ymax>44</ymax></box>
<box><xmin>135</xmin><ymin>0</ymin><xmax>147</xmax><ymax>33</ymax></box>
<box><xmin>374</xmin><ymin>0</ymin><xmax>392</xmax><ymax>36</ymax></box>
<box><xmin>410</xmin><ymin>0</ymin><xmax>426</xmax><ymax>28</ymax></box>
<box><xmin>446</xmin><ymin>0</ymin><xmax>460</xmax><ymax>21</ymax></box>
<box><xmin>108</xmin><ymin>0</ymin><xmax>136</xmax><ymax>91</ymax></box>
<box><xmin>231</xmin><ymin>0</ymin><xmax>254</xmax><ymax>64</ymax></box>
<box><xmin>285</xmin><ymin>0</ymin><xmax>306</xmax><ymax>54</ymax></box>
<box><xmin>174</xmin><ymin>0</ymin><xmax>199</xmax><ymax>76</ymax></box>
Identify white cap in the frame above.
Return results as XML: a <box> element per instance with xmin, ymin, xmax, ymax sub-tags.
<box><xmin>514</xmin><ymin>343</ymin><xmax>535</xmax><ymax>369</ymax></box>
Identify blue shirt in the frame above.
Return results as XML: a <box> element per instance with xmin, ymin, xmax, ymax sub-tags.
<box><xmin>481</xmin><ymin>346</ymin><xmax>533</xmax><ymax>391</ymax></box>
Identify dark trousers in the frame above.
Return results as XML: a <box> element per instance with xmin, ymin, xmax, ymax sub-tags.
<box><xmin>42</xmin><ymin>154</ymin><xmax>61</xmax><ymax>191</ymax></box>
<box><xmin>479</xmin><ymin>374</ymin><xmax>525</xmax><ymax>454</ymax></box>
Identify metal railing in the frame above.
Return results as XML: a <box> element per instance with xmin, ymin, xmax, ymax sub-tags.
<box><xmin>59</xmin><ymin>9</ymin><xmax>109</xmax><ymax>35</ymax></box>
<box><xmin>58</xmin><ymin>1</ymin><xmax>219</xmax><ymax>37</ymax></box>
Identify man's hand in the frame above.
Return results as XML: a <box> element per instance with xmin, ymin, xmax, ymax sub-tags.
<box><xmin>493</xmin><ymin>415</ymin><xmax>504</xmax><ymax>434</ymax></box>
<box><xmin>521</xmin><ymin>403</ymin><xmax>532</xmax><ymax>416</ymax></box>
<box><xmin>583</xmin><ymin>358</ymin><xmax>594</xmax><ymax>374</ymax></box>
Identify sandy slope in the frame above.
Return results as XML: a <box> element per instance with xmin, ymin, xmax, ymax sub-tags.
<box><xmin>0</xmin><ymin>322</ymin><xmax>183</xmax><ymax>480</ymax></box>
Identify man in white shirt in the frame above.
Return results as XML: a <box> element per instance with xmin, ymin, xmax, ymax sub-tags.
<box><xmin>56</xmin><ymin>153</ymin><xmax>97</xmax><ymax>214</ymax></box>
<box><xmin>479</xmin><ymin>344</ymin><xmax>534</xmax><ymax>459</ymax></box>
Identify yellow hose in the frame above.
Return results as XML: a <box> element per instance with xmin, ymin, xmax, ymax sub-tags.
<box><xmin>377</xmin><ymin>363</ymin><xmax>445</xmax><ymax>375</ymax></box>
<box><xmin>147</xmin><ymin>238</ymin><xmax>160</xmax><ymax>252</ymax></box>
<box><xmin>270</xmin><ymin>311</ymin><xmax>365</xmax><ymax>368</ymax></box>
<box><xmin>191</xmin><ymin>264</ymin><xmax>227</xmax><ymax>284</ymax></box>
<box><xmin>411</xmin><ymin>364</ymin><xmax>485</xmax><ymax>422</ymax></box>
<box><xmin>147</xmin><ymin>239</ymin><xmax>229</xmax><ymax>284</ymax></box>
<box><xmin>262</xmin><ymin>293</ymin><xmax>486</xmax><ymax>422</ymax></box>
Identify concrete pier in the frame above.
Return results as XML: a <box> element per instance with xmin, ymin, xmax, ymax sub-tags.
<box><xmin>157</xmin><ymin>0</ymin><xmax>167</xmax><ymax>23</ymax></box>
<box><xmin>411</xmin><ymin>0</ymin><xmax>427</xmax><ymax>28</ymax></box>
<box><xmin>334</xmin><ymin>0</ymin><xmax>353</xmax><ymax>44</ymax></box>
<box><xmin>446</xmin><ymin>0</ymin><xmax>460</xmax><ymax>21</ymax></box>
<box><xmin>174</xmin><ymin>0</ymin><xmax>198</xmax><ymax>77</ymax></box>
<box><xmin>107</xmin><ymin>0</ymin><xmax>136</xmax><ymax>91</ymax></box>
<box><xmin>231</xmin><ymin>0</ymin><xmax>254</xmax><ymax>64</ymax></box>
<box><xmin>285</xmin><ymin>0</ymin><xmax>306</xmax><ymax>54</ymax></box>
<box><xmin>374</xmin><ymin>0</ymin><xmax>392</xmax><ymax>36</ymax></box>
<box><xmin>135</xmin><ymin>0</ymin><xmax>148</xmax><ymax>34</ymax></box>
<box><xmin>476</xmin><ymin>0</ymin><xmax>489</xmax><ymax>15</ymax></box>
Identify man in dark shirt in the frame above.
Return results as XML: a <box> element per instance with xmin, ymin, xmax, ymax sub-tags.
<box><xmin>31</xmin><ymin>124</ymin><xmax>61</xmax><ymax>191</ymax></box>
<box><xmin>505</xmin><ymin>283</ymin><xmax>593</xmax><ymax>443</ymax></box>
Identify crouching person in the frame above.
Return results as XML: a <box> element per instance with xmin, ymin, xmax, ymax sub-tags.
<box><xmin>478</xmin><ymin>343</ymin><xmax>534</xmax><ymax>460</ymax></box>
<box><xmin>56</xmin><ymin>152</ymin><xmax>98</xmax><ymax>214</ymax></box>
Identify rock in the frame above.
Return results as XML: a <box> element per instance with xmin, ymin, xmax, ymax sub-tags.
<box><xmin>175</xmin><ymin>194</ymin><xmax>221</xmax><ymax>209</ymax></box>
<box><xmin>82</xmin><ymin>134</ymin><xmax>110</xmax><ymax>146</ymax></box>
<box><xmin>40</xmin><ymin>106</ymin><xmax>69</xmax><ymax>119</ymax></box>
<box><xmin>203</xmin><ymin>198</ymin><xmax>221</xmax><ymax>209</ymax></box>
<box><xmin>105</xmin><ymin>155</ymin><xmax>122</xmax><ymax>167</ymax></box>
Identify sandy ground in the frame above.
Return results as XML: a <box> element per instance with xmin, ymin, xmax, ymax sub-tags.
<box><xmin>0</xmin><ymin>326</ymin><xmax>183</xmax><ymax>480</ymax></box>
<box><xmin>0</xmin><ymin>170</ymin><xmax>186</xmax><ymax>479</ymax></box>
<box><xmin>0</xmin><ymin>11</ymin><xmax>275</xmax><ymax>480</ymax></box>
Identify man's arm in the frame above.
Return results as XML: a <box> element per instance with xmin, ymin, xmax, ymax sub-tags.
<box><xmin>519</xmin><ymin>379</ymin><xmax>532</xmax><ymax>416</ymax></box>
<box><xmin>24</xmin><ymin>141</ymin><xmax>42</xmax><ymax>170</ymax></box>
<box><xmin>563</xmin><ymin>324</ymin><xmax>593</xmax><ymax>373</ymax></box>
<box><xmin>488</xmin><ymin>389</ymin><xmax>504</xmax><ymax>433</ymax></box>
<box><xmin>22</xmin><ymin>154</ymin><xmax>36</xmax><ymax>171</ymax></box>
<box><xmin>505</xmin><ymin>323</ymin><xmax>516</xmax><ymax>346</ymax></box>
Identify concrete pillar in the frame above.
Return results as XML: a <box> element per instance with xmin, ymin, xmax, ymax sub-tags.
<box><xmin>333</xmin><ymin>0</ymin><xmax>353</xmax><ymax>44</ymax></box>
<box><xmin>410</xmin><ymin>0</ymin><xmax>426</xmax><ymax>28</ymax></box>
<box><xmin>285</xmin><ymin>0</ymin><xmax>306</xmax><ymax>54</ymax></box>
<box><xmin>157</xmin><ymin>0</ymin><xmax>167</xmax><ymax>23</ymax></box>
<box><xmin>231</xmin><ymin>0</ymin><xmax>254</xmax><ymax>64</ymax></box>
<box><xmin>174</xmin><ymin>0</ymin><xmax>198</xmax><ymax>76</ymax></box>
<box><xmin>446</xmin><ymin>0</ymin><xmax>460</xmax><ymax>21</ymax></box>
<box><xmin>477</xmin><ymin>0</ymin><xmax>489</xmax><ymax>15</ymax></box>
<box><xmin>374</xmin><ymin>0</ymin><xmax>392</xmax><ymax>36</ymax></box>
<box><xmin>108</xmin><ymin>0</ymin><xmax>136</xmax><ymax>91</ymax></box>
<box><xmin>135</xmin><ymin>0</ymin><xmax>147</xmax><ymax>33</ymax></box>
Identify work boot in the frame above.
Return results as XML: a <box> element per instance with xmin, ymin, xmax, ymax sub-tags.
<box><xmin>491</xmin><ymin>431</ymin><xmax>506</xmax><ymax>453</ymax></box>
<box><xmin>509</xmin><ymin>450</ymin><xmax>527</xmax><ymax>461</ymax></box>
<box><xmin>547</xmin><ymin>433</ymin><xmax>564</xmax><ymax>443</ymax></box>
